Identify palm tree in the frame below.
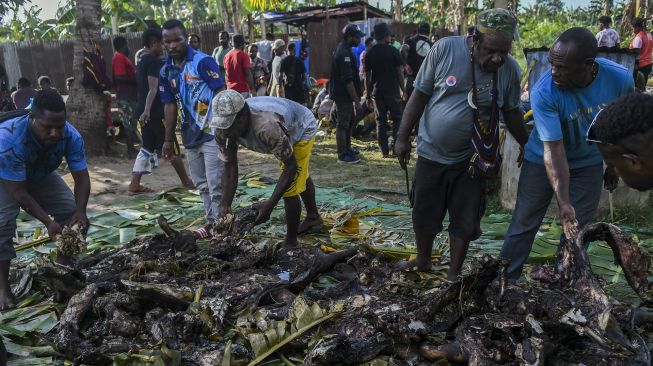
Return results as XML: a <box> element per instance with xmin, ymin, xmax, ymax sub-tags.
<box><xmin>66</xmin><ymin>0</ymin><xmax>108</xmax><ymax>154</ymax></box>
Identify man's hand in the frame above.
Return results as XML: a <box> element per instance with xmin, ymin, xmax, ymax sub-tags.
<box><xmin>69</xmin><ymin>212</ymin><xmax>89</xmax><ymax>234</ymax></box>
<box><xmin>46</xmin><ymin>221</ymin><xmax>63</xmax><ymax>241</ymax></box>
<box><xmin>365</xmin><ymin>98</ymin><xmax>374</xmax><ymax>111</ymax></box>
<box><xmin>253</xmin><ymin>200</ymin><xmax>275</xmax><ymax>225</ymax></box>
<box><xmin>394</xmin><ymin>137</ymin><xmax>411</xmax><ymax>170</ymax></box>
<box><xmin>603</xmin><ymin>165</ymin><xmax>619</xmax><ymax>192</ymax></box>
<box><xmin>219</xmin><ymin>206</ymin><xmax>233</xmax><ymax>219</ymax></box>
<box><xmin>162</xmin><ymin>142</ymin><xmax>174</xmax><ymax>161</ymax></box>
<box><xmin>559</xmin><ymin>202</ymin><xmax>578</xmax><ymax>240</ymax></box>
<box><xmin>354</xmin><ymin>100</ymin><xmax>364</xmax><ymax>116</ymax></box>
<box><xmin>139</xmin><ymin>111</ymin><xmax>150</xmax><ymax>127</ymax></box>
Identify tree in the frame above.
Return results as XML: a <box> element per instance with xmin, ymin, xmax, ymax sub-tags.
<box><xmin>66</xmin><ymin>0</ymin><xmax>108</xmax><ymax>155</ymax></box>
<box><xmin>0</xmin><ymin>0</ymin><xmax>29</xmax><ymax>22</ymax></box>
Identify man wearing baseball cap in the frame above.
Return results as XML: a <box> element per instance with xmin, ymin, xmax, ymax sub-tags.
<box><xmin>211</xmin><ymin>91</ymin><xmax>322</xmax><ymax>247</ymax></box>
<box><xmin>269</xmin><ymin>39</ymin><xmax>287</xmax><ymax>97</ymax></box>
<box><xmin>329</xmin><ymin>23</ymin><xmax>365</xmax><ymax>164</ymax></box>
<box><xmin>364</xmin><ymin>22</ymin><xmax>405</xmax><ymax>158</ymax></box>
<box><xmin>401</xmin><ymin>22</ymin><xmax>432</xmax><ymax>100</ymax></box>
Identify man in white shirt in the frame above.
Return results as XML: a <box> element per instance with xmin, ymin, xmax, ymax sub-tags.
<box><xmin>596</xmin><ymin>16</ymin><xmax>620</xmax><ymax>48</ymax></box>
<box><xmin>256</xmin><ymin>33</ymin><xmax>275</xmax><ymax>67</ymax></box>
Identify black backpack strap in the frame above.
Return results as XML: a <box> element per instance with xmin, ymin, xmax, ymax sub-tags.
<box><xmin>0</xmin><ymin>109</ymin><xmax>29</xmax><ymax>125</ymax></box>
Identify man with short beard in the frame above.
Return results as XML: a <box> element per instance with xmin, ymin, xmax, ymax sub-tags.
<box><xmin>160</xmin><ymin>19</ymin><xmax>226</xmax><ymax>239</ymax></box>
<box><xmin>500</xmin><ymin>28</ymin><xmax>634</xmax><ymax>282</ymax></box>
<box><xmin>394</xmin><ymin>9</ymin><xmax>529</xmax><ymax>280</ymax></box>
<box><xmin>0</xmin><ymin>91</ymin><xmax>91</xmax><ymax>310</ymax></box>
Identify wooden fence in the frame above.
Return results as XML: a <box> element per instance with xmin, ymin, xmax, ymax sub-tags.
<box><xmin>0</xmin><ymin>23</ymin><xmax>226</xmax><ymax>94</ymax></box>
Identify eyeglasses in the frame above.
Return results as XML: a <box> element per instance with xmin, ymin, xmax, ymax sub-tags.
<box><xmin>586</xmin><ymin>108</ymin><xmax>639</xmax><ymax>155</ymax></box>
<box><xmin>586</xmin><ymin>108</ymin><xmax>604</xmax><ymax>144</ymax></box>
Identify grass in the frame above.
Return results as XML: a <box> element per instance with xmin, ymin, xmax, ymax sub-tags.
<box><xmin>238</xmin><ymin>130</ymin><xmax>652</xmax><ymax>231</ymax></box>
<box><xmin>239</xmin><ymin>132</ymin><xmax>416</xmax><ymax>205</ymax></box>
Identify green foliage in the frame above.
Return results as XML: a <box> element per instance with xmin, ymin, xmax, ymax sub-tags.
<box><xmin>0</xmin><ymin>0</ymin><xmax>30</xmax><ymax>22</ymax></box>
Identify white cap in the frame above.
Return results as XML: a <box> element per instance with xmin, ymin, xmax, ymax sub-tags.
<box><xmin>210</xmin><ymin>90</ymin><xmax>246</xmax><ymax>129</ymax></box>
<box><xmin>273</xmin><ymin>39</ymin><xmax>286</xmax><ymax>50</ymax></box>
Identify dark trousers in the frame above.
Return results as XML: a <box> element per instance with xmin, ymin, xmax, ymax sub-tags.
<box><xmin>331</xmin><ymin>100</ymin><xmax>355</xmax><ymax>156</ymax></box>
<box><xmin>374</xmin><ymin>94</ymin><xmax>403</xmax><ymax>155</ymax></box>
<box><xmin>499</xmin><ymin>161</ymin><xmax>603</xmax><ymax>281</ymax></box>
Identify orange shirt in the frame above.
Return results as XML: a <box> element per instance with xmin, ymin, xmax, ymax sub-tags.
<box><xmin>630</xmin><ymin>31</ymin><xmax>653</xmax><ymax>68</ymax></box>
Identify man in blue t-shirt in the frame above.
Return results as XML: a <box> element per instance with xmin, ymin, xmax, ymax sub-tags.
<box><xmin>159</xmin><ymin>19</ymin><xmax>226</xmax><ymax>238</ymax></box>
<box><xmin>500</xmin><ymin>28</ymin><xmax>635</xmax><ymax>281</ymax></box>
<box><xmin>0</xmin><ymin>90</ymin><xmax>91</xmax><ymax>310</ymax></box>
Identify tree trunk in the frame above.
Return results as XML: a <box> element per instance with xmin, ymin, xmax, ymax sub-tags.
<box><xmin>221</xmin><ymin>0</ymin><xmax>234</xmax><ymax>33</ymax></box>
<box><xmin>231</xmin><ymin>0</ymin><xmax>241</xmax><ymax>34</ymax></box>
<box><xmin>67</xmin><ymin>0</ymin><xmax>108</xmax><ymax>155</ymax></box>
<box><xmin>247</xmin><ymin>13</ymin><xmax>254</xmax><ymax>43</ymax></box>
<box><xmin>259</xmin><ymin>15</ymin><xmax>266</xmax><ymax>38</ymax></box>
<box><xmin>603</xmin><ymin>0</ymin><xmax>613</xmax><ymax>15</ymax></box>
<box><xmin>394</xmin><ymin>0</ymin><xmax>401</xmax><ymax>22</ymax></box>
<box><xmin>110</xmin><ymin>14</ymin><xmax>118</xmax><ymax>34</ymax></box>
<box><xmin>622</xmin><ymin>0</ymin><xmax>636</xmax><ymax>34</ymax></box>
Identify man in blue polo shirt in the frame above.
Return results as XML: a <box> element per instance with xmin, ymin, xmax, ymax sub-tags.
<box><xmin>160</xmin><ymin>19</ymin><xmax>225</xmax><ymax>238</ymax></box>
<box><xmin>500</xmin><ymin>28</ymin><xmax>634</xmax><ymax>281</ymax></box>
<box><xmin>0</xmin><ymin>90</ymin><xmax>91</xmax><ymax>310</ymax></box>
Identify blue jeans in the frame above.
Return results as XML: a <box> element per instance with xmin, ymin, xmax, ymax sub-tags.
<box><xmin>499</xmin><ymin>161</ymin><xmax>603</xmax><ymax>281</ymax></box>
<box><xmin>187</xmin><ymin>139</ymin><xmax>223</xmax><ymax>223</ymax></box>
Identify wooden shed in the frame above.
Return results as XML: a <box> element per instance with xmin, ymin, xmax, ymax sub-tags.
<box><xmin>256</xmin><ymin>1</ymin><xmax>427</xmax><ymax>78</ymax></box>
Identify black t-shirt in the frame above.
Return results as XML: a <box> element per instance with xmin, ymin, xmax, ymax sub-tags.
<box><xmin>280</xmin><ymin>56</ymin><xmax>306</xmax><ymax>88</ymax></box>
<box><xmin>364</xmin><ymin>43</ymin><xmax>404</xmax><ymax>97</ymax></box>
<box><xmin>405</xmin><ymin>35</ymin><xmax>432</xmax><ymax>75</ymax></box>
<box><xmin>329</xmin><ymin>41</ymin><xmax>361</xmax><ymax>103</ymax></box>
<box><xmin>136</xmin><ymin>52</ymin><xmax>163</xmax><ymax>120</ymax></box>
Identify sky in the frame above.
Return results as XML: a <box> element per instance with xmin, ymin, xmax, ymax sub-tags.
<box><xmin>27</xmin><ymin>0</ymin><xmax>63</xmax><ymax>19</ymax></box>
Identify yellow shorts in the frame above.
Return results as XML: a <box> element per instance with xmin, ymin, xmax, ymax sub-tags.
<box><xmin>281</xmin><ymin>137</ymin><xmax>315</xmax><ymax>198</ymax></box>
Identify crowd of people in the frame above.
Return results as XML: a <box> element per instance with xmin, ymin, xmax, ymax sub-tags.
<box><xmin>1</xmin><ymin>9</ymin><xmax>653</xmax><ymax>312</ymax></box>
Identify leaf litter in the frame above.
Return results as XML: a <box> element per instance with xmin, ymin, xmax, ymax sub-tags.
<box><xmin>6</xmin><ymin>172</ymin><xmax>653</xmax><ymax>365</ymax></box>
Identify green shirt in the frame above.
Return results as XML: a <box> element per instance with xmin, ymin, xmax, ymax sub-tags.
<box><xmin>212</xmin><ymin>46</ymin><xmax>233</xmax><ymax>69</ymax></box>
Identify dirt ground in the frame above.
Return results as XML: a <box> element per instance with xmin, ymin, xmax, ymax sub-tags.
<box><xmin>63</xmin><ymin>133</ymin><xmax>415</xmax><ymax>212</ymax></box>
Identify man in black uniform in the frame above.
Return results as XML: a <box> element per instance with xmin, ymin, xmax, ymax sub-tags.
<box><xmin>364</xmin><ymin>22</ymin><xmax>405</xmax><ymax>157</ymax></box>
<box><xmin>329</xmin><ymin>24</ymin><xmax>365</xmax><ymax>164</ymax></box>
<box><xmin>401</xmin><ymin>22</ymin><xmax>432</xmax><ymax>100</ymax></box>
<box><xmin>280</xmin><ymin>42</ymin><xmax>308</xmax><ymax>105</ymax></box>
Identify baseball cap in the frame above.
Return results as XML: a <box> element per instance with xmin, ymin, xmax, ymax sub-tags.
<box><xmin>342</xmin><ymin>24</ymin><xmax>365</xmax><ymax>38</ymax></box>
<box><xmin>418</xmin><ymin>22</ymin><xmax>430</xmax><ymax>34</ymax></box>
<box><xmin>210</xmin><ymin>90</ymin><xmax>246</xmax><ymax>129</ymax></box>
<box><xmin>273</xmin><ymin>39</ymin><xmax>285</xmax><ymax>50</ymax></box>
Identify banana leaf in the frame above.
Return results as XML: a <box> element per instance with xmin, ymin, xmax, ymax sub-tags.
<box><xmin>236</xmin><ymin>296</ymin><xmax>341</xmax><ymax>366</ymax></box>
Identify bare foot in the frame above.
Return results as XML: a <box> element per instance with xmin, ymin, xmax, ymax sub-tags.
<box><xmin>181</xmin><ymin>181</ymin><xmax>195</xmax><ymax>189</ymax></box>
<box><xmin>393</xmin><ymin>259</ymin><xmax>432</xmax><ymax>272</ymax></box>
<box><xmin>128</xmin><ymin>185</ymin><xmax>154</xmax><ymax>195</ymax></box>
<box><xmin>298</xmin><ymin>217</ymin><xmax>323</xmax><ymax>234</ymax></box>
<box><xmin>283</xmin><ymin>239</ymin><xmax>298</xmax><ymax>248</ymax></box>
<box><xmin>0</xmin><ymin>289</ymin><xmax>16</xmax><ymax>311</ymax></box>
